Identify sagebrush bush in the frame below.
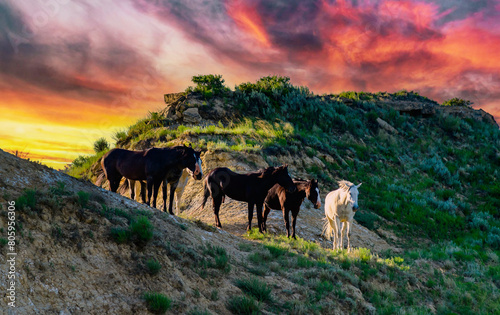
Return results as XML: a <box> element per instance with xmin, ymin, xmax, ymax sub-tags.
<box><xmin>143</xmin><ymin>292</ymin><xmax>171</xmax><ymax>313</ymax></box>
<box><xmin>93</xmin><ymin>137</ymin><xmax>109</xmax><ymax>153</ymax></box>
<box><xmin>130</xmin><ymin>216</ymin><xmax>154</xmax><ymax>242</ymax></box>
<box><xmin>469</xmin><ymin>212</ymin><xmax>491</xmax><ymax>231</ymax></box>
<box><xmin>234</xmin><ymin>277</ymin><xmax>272</xmax><ymax>302</ymax></box>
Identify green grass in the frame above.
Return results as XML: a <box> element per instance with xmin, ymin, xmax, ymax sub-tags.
<box><xmin>234</xmin><ymin>277</ymin><xmax>272</xmax><ymax>302</ymax></box>
<box><xmin>143</xmin><ymin>292</ymin><xmax>172</xmax><ymax>314</ymax></box>
<box><xmin>146</xmin><ymin>259</ymin><xmax>162</xmax><ymax>275</ymax></box>
<box><xmin>130</xmin><ymin>216</ymin><xmax>154</xmax><ymax>242</ymax></box>
<box><xmin>203</xmin><ymin>244</ymin><xmax>231</xmax><ymax>273</ymax></box>
<box><xmin>16</xmin><ymin>189</ymin><xmax>38</xmax><ymax>210</ymax></box>
<box><xmin>77</xmin><ymin>191</ymin><xmax>90</xmax><ymax>208</ymax></box>
<box><xmin>110</xmin><ymin>227</ymin><xmax>130</xmax><ymax>244</ymax></box>
<box><xmin>226</xmin><ymin>295</ymin><xmax>260</xmax><ymax>315</ymax></box>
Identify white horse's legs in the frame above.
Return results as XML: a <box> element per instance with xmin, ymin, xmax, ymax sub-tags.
<box><xmin>174</xmin><ymin>171</ymin><xmax>189</xmax><ymax>215</ymax></box>
<box><xmin>174</xmin><ymin>184</ymin><xmax>186</xmax><ymax>215</ymax></box>
<box><xmin>327</xmin><ymin>217</ymin><xmax>337</xmax><ymax>250</ymax></box>
<box><xmin>334</xmin><ymin>217</ymin><xmax>342</xmax><ymax>250</ymax></box>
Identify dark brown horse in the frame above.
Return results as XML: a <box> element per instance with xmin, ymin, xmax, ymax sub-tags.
<box><xmin>263</xmin><ymin>178</ymin><xmax>321</xmax><ymax>239</ymax></box>
<box><xmin>201</xmin><ymin>165</ymin><xmax>296</xmax><ymax>232</ymax></box>
<box><xmin>101</xmin><ymin>145</ymin><xmax>202</xmax><ymax>214</ymax></box>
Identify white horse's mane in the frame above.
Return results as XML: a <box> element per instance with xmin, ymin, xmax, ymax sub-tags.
<box><xmin>338</xmin><ymin>180</ymin><xmax>355</xmax><ymax>190</ymax></box>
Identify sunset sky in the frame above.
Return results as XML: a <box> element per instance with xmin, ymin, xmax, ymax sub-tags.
<box><xmin>1</xmin><ymin>0</ymin><xmax>499</xmax><ymax>168</ymax></box>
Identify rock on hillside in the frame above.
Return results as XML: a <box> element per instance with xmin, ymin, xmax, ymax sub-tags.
<box><xmin>1</xmin><ymin>149</ymin><xmax>387</xmax><ymax>314</ymax></box>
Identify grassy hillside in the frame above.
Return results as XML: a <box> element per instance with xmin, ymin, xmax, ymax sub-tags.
<box><xmin>64</xmin><ymin>75</ymin><xmax>500</xmax><ymax>313</ymax></box>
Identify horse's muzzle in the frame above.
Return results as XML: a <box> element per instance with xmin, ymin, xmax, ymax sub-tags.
<box><xmin>314</xmin><ymin>201</ymin><xmax>321</xmax><ymax>209</ymax></box>
<box><xmin>194</xmin><ymin>173</ymin><xmax>202</xmax><ymax>180</ymax></box>
<box><xmin>353</xmin><ymin>205</ymin><xmax>359</xmax><ymax>211</ymax></box>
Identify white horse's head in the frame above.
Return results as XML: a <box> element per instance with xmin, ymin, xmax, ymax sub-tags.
<box><xmin>339</xmin><ymin>181</ymin><xmax>362</xmax><ymax>211</ymax></box>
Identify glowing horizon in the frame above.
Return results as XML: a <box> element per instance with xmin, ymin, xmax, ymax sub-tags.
<box><xmin>1</xmin><ymin>0</ymin><xmax>499</xmax><ymax>169</ymax></box>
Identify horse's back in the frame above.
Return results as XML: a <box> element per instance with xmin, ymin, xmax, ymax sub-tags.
<box><xmin>103</xmin><ymin>148</ymin><xmax>148</xmax><ymax>179</ymax></box>
<box><xmin>207</xmin><ymin>167</ymin><xmax>255</xmax><ymax>202</ymax></box>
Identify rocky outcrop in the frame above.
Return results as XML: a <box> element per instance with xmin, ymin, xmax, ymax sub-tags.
<box><xmin>160</xmin><ymin>93</ymin><xmax>234</xmax><ymax>125</ymax></box>
<box><xmin>439</xmin><ymin>106</ymin><xmax>498</xmax><ymax>127</ymax></box>
<box><xmin>379</xmin><ymin>100</ymin><xmax>437</xmax><ymax>117</ymax></box>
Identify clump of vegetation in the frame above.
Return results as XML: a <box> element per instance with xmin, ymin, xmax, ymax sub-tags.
<box><xmin>16</xmin><ymin>189</ymin><xmax>38</xmax><ymax>211</ymax></box>
<box><xmin>130</xmin><ymin>216</ymin><xmax>154</xmax><ymax>242</ymax></box>
<box><xmin>226</xmin><ymin>295</ymin><xmax>261</xmax><ymax>315</ymax></box>
<box><xmin>143</xmin><ymin>292</ymin><xmax>172</xmax><ymax>314</ymax></box>
<box><xmin>109</xmin><ymin>227</ymin><xmax>129</xmax><ymax>243</ymax></box>
<box><xmin>187</xmin><ymin>74</ymin><xmax>230</xmax><ymax>98</ymax></box>
<box><xmin>202</xmin><ymin>243</ymin><xmax>231</xmax><ymax>273</ymax></box>
<box><xmin>234</xmin><ymin>277</ymin><xmax>272</xmax><ymax>302</ymax></box>
<box><xmin>442</xmin><ymin>97</ymin><xmax>473</xmax><ymax>107</ymax></box>
<box><xmin>49</xmin><ymin>181</ymin><xmax>70</xmax><ymax>196</ymax></box>
<box><xmin>146</xmin><ymin>259</ymin><xmax>162</xmax><ymax>275</ymax></box>
<box><xmin>109</xmin><ymin>213</ymin><xmax>154</xmax><ymax>244</ymax></box>
<box><xmin>93</xmin><ymin>137</ymin><xmax>109</xmax><ymax>153</ymax></box>
<box><xmin>77</xmin><ymin>191</ymin><xmax>90</xmax><ymax>208</ymax></box>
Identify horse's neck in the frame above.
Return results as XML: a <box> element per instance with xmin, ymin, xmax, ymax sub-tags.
<box><xmin>295</xmin><ymin>184</ymin><xmax>308</xmax><ymax>198</ymax></box>
<box><xmin>337</xmin><ymin>189</ymin><xmax>349</xmax><ymax>205</ymax></box>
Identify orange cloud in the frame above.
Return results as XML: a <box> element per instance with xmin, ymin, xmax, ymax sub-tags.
<box><xmin>226</xmin><ymin>1</ymin><xmax>271</xmax><ymax>47</ymax></box>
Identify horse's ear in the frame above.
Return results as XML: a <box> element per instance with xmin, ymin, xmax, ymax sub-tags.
<box><xmin>283</xmin><ymin>164</ymin><xmax>288</xmax><ymax>169</ymax></box>
<box><xmin>357</xmin><ymin>183</ymin><xmax>362</xmax><ymax>188</ymax></box>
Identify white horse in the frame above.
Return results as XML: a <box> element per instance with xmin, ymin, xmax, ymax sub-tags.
<box><xmin>323</xmin><ymin>180</ymin><xmax>362</xmax><ymax>252</ymax></box>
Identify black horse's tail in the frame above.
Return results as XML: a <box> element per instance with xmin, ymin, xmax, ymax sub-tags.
<box><xmin>201</xmin><ymin>176</ymin><xmax>211</xmax><ymax>210</ymax></box>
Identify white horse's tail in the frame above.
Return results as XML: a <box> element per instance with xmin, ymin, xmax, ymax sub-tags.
<box><xmin>322</xmin><ymin>217</ymin><xmax>333</xmax><ymax>240</ymax></box>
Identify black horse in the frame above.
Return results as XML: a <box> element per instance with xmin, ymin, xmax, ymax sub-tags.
<box><xmin>263</xmin><ymin>178</ymin><xmax>321</xmax><ymax>239</ymax></box>
<box><xmin>101</xmin><ymin>145</ymin><xmax>202</xmax><ymax>214</ymax></box>
<box><xmin>201</xmin><ymin>165</ymin><xmax>296</xmax><ymax>232</ymax></box>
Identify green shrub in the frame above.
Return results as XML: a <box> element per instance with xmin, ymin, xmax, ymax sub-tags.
<box><xmin>49</xmin><ymin>181</ymin><xmax>70</xmax><ymax>196</ymax></box>
<box><xmin>486</xmin><ymin>227</ymin><xmax>500</xmax><ymax>249</ymax></box>
<box><xmin>93</xmin><ymin>137</ymin><xmax>109</xmax><ymax>153</ymax></box>
<box><xmin>0</xmin><ymin>238</ymin><xmax>8</xmax><ymax>247</ymax></box>
<box><xmin>77</xmin><ymin>191</ymin><xmax>90</xmax><ymax>208</ymax></box>
<box><xmin>203</xmin><ymin>244</ymin><xmax>230</xmax><ymax>272</ymax></box>
<box><xmin>113</xmin><ymin>130</ymin><xmax>127</xmax><ymax>145</ymax></box>
<box><xmin>130</xmin><ymin>216</ymin><xmax>154</xmax><ymax>242</ymax></box>
<box><xmin>442</xmin><ymin>98</ymin><xmax>473</xmax><ymax>107</ymax></box>
<box><xmin>143</xmin><ymin>292</ymin><xmax>172</xmax><ymax>313</ymax></box>
<box><xmin>16</xmin><ymin>189</ymin><xmax>38</xmax><ymax>210</ymax></box>
<box><xmin>234</xmin><ymin>277</ymin><xmax>272</xmax><ymax>302</ymax></box>
<box><xmin>314</xmin><ymin>280</ymin><xmax>334</xmax><ymax>299</ymax></box>
<box><xmin>110</xmin><ymin>227</ymin><xmax>131</xmax><ymax>243</ymax></box>
<box><xmin>226</xmin><ymin>295</ymin><xmax>260</xmax><ymax>315</ymax></box>
<box><xmin>188</xmin><ymin>74</ymin><xmax>230</xmax><ymax>98</ymax></box>
<box><xmin>146</xmin><ymin>259</ymin><xmax>162</xmax><ymax>275</ymax></box>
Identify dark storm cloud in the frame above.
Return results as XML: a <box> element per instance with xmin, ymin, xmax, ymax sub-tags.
<box><xmin>0</xmin><ymin>2</ymin><xmax>163</xmax><ymax>106</ymax></box>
